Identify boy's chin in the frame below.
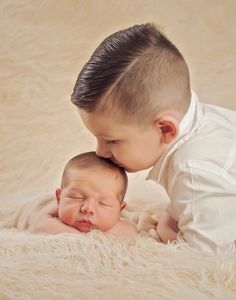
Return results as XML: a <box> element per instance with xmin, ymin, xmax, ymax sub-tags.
<box><xmin>124</xmin><ymin>166</ymin><xmax>150</xmax><ymax>173</ymax></box>
<box><xmin>124</xmin><ymin>168</ymin><xmax>138</xmax><ymax>173</ymax></box>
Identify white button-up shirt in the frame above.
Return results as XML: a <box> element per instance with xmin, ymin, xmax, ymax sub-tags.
<box><xmin>147</xmin><ymin>91</ymin><xmax>236</xmax><ymax>253</ymax></box>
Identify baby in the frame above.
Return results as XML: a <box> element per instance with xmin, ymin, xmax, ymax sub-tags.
<box><xmin>31</xmin><ymin>152</ymin><xmax>138</xmax><ymax>237</ymax></box>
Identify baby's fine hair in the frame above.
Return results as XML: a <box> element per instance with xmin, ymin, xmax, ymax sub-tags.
<box><xmin>71</xmin><ymin>23</ymin><xmax>191</xmax><ymax>124</ymax></box>
<box><xmin>61</xmin><ymin>151</ymin><xmax>128</xmax><ymax>201</ymax></box>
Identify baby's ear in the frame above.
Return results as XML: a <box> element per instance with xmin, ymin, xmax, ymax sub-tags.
<box><xmin>55</xmin><ymin>188</ymin><xmax>61</xmax><ymax>205</ymax></box>
<box><xmin>120</xmin><ymin>201</ymin><xmax>127</xmax><ymax>211</ymax></box>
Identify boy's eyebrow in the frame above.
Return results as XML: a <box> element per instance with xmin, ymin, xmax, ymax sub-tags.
<box><xmin>96</xmin><ymin>134</ymin><xmax>118</xmax><ymax>139</ymax></box>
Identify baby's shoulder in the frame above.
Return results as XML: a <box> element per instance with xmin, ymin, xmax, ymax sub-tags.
<box><xmin>107</xmin><ymin>220</ymin><xmax>138</xmax><ymax>238</ymax></box>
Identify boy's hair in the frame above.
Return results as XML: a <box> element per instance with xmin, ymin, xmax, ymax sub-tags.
<box><xmin>61</xmin><ymin>151</ymin><xmax>128</xmax><ymax>201</ymax></box>
<box><xmin>71</xmin><ymin>23</ymin><xmax>191</xmax><ymax>124</ymax></box>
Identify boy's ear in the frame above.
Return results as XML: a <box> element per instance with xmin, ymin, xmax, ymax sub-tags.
<box><xmin>120</xmin><ymin>201</ymin><xmax>127</xmax><ymax>211</ymax></box>
<box><xmin>55</xmin><ymin>188</ymin><xmax>61</xmax><ymax>205</ymax></box>
<box><xmin>153</xmin><ymin>115</ymin><xmax>179</xmax><ymax>144</ymax></box>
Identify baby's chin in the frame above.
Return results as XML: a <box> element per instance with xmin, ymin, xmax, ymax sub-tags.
<box><xmin>76</xmin><ymin>222</ymin><xmax>93</xmax><ymax>233</ymax></box>
<box><xmin>76</xmin><ymin>222</ymin><xmax>112</xmax><ymax>233</ymax></box>
<box><xmin>78</xmin><ymin>226</ymin><xmax>91</xmax><ymax>233</ymax></box>
<box><xmin>76</xmin><ymin>222</ymin><xmax>104</xmax><ymax>233</ymax></box>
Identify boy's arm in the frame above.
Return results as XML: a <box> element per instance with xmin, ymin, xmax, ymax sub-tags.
<box><xmin>29</xmin><ymin>203</ymin><xmax>79</xmax><ymax>234</ymax></box>
<box><xmin>156</xmin><ymin>212</ymin><xmax>179</xmax><ymax>243</ymax></box>
<box><xmin>106</xmin><ymin>220</ymin><xmax>138</xmax><ymax>237</ymax></box>
<box><xmin>168</xmin><ymin>164</ymin><xmax>236</xmax><ymax>252</ymax></box>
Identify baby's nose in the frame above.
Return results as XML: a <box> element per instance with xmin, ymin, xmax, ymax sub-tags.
<box><xmin>80</xmin><ymin>201</ymin><xmax>95</xmax><ymax>214</ymax></box>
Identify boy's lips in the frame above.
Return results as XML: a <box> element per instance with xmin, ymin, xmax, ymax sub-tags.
<box><xmin>111</xmin><ymin>158</ymin><xmax>123</xmax><ymax>167</ymax></box>
<box><xmin>111</xmin><ymin>159</ymin><xmax>130</xmax><ymax>171</ymax></box>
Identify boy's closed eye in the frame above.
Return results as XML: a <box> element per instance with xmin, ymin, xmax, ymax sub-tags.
<box><xmin>105</xmin><ymin>140</ymin><xmax>120</xmax><ymax>145</ymax></box>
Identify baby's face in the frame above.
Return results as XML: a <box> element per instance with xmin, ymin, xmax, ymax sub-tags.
<box><xmin>57</xmin><ymin>166</ymin><xmax>124</xmax><ymax>233</ymax></box>
<box><xmin>79</xmin><ymin>109</ymin><xmax>166</xmax><ymax>172</ymax></box>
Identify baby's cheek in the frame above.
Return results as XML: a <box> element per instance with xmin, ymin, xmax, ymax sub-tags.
<box><xmin>103</xmin><ymin>209</ymin><xmax>120</xmax><ymax>226</ymax></box>
<box><xmin>58</xmin><ymin>206</ymin><xmax>74</xmax><ymax>226</ymax></box>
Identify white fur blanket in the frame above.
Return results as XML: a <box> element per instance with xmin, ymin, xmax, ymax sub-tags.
<box><xmin>1</xmin><ymin>1</ymin><xmax>236</xmax><ymax>299</ymax></box>
<box><xmin>1</xmin><ymin>194</ymin><xmax>236</xmax><ymax>300</ymax></box>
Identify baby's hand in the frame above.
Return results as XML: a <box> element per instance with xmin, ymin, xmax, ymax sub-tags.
<box><xmin>29</xmin><ymin>203</ymin><xmax>79</xmax><ymax>234</ymax></box>
<box><xmin>136</xmin><ymin>212</ymin><xmax>158</xmax><ymax>233</ymax></box>
<box><xmin>122</xmin><ymin>209</ymin><xmax>158</xmax><ymax>233</ymax></box>
<box><xmin>136</xmin><ymin>213</ymin><xmax>162</xmax><ymax>241</ymax></box>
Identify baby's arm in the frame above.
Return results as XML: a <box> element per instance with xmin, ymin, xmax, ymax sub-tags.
<box><xmin>156</xmin><ymin>212</ymin><xmax>179</xmax><ymax>243</ymax></box>
<box><xmin>29</xmin><ymin>202</ymin><xmax>137</xmax><ymax>236</ymax></box>
<box><xmin>106</xmin><ymin>220</ymin><xmax>138</xmax><ymax>237</ymax></box>
<box><xmin>29</xmin><ymin>203</ymin><xmax>79</xmax><ymax>234</ymax></box>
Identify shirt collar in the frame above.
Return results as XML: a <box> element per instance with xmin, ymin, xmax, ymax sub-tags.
<box><xmin>146</xmin><ymin>90</ymin><xmax>203</xmax><ymax>183</ymax></box>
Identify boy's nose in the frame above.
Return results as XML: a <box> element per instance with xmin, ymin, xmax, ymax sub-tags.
<box><xmin>96</xmin><ymin>142</ymin><xmax>111</xmax><ymax>158</ymax></box>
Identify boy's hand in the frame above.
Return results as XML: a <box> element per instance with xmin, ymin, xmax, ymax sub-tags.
<box><xmin>29</xmin><ymin>203</ymin><xmax>80</xmax><ymax>234</ymax></box>
<box><xmin>155</xmin><ymin>212</ymin><xmax>179</xmax><ymax>243</ymax></box>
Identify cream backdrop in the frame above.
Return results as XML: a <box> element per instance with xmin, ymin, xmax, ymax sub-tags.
<box><xmin>0</xmin><ymin>1</ymin><xmax>236</xmax><ymax>299</ymax></box>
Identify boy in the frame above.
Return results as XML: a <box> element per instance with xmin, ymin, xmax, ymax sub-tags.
<box><xmin>71</xmin><ymin>23</ymin><xmax>236</xmax><ymax>252</ymax></box>
<box><xmin>30</xmin><ymin>152</ymin><xmax>138</xmax><ymax>237</ymax></box>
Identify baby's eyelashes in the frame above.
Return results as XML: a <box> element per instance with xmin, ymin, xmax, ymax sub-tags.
<box><xmin>67</xmin><ymin>195</ymin><xmax>84</xmax><ymax>201</ymax></box>
<box><xmin>98</xmin><ymin>201</ymin><xmax>111</xmax><ymax>207</ymax></box>
<box><xmin>67</xmin><ymin>196</ymin><xmax>111</xmax><ymax>207</ymax></box>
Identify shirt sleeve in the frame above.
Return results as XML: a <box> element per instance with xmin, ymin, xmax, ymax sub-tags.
<box><xmin>167</xmin><ymin>161</ymin><xmax>236</xmax><ymax>253</ymax></box>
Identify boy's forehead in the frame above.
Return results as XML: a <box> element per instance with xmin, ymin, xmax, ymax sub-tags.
<box><xmin>79</xmin><ymin>109</ymin><xmax>124</xmax><ymax>132</ymax></box>
<box><xmin>79</xmin><ymin>108</ymin><xmax>117</xmax><ymax>123</ymax></box>
<box><xmin>79</xmin><ymin>108</ymin><xmax>141</xmax><ymax>136</ymax></box>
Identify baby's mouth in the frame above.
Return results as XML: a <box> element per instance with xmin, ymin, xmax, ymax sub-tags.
<box><xmin>77</xmin><ymin>220</ymin><xmax>94</xmax><ymax>232</ymax></box>
<box><xmin>79</xmin><ymin>219</ymin><xmax>93</xmax><ymax>226</ymax></box>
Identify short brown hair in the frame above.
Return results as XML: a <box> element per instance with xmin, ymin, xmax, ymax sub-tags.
<box><xmin>61</xmin><ymin>152</ymin><xmax>128</xmax><ymax>201</ymax></box>
<box><xmin>71</xmin><ymin>23</ymin><xmax>190</xmax><ymax>124</ymax></box>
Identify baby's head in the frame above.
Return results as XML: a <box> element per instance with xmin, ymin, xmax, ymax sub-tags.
<box><xmin>55</xmin><ymin>151</ymin><xmax>128</xmax><ymax>233</ymax></box>
<box><xmin>71</xmin><ymin>23</ymin><xmax>191</xmax><ymax>172</ymax></box>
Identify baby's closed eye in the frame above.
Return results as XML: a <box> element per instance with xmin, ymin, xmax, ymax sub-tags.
<box><xmin>98</xmin><ymin>202</ymin><xmax>111</xmax><ymax>207</ymax></box>
<box><xmin>64</xmin><ymin>196</ymin><xmax>84</xmax><ymax>204</ymax></box>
